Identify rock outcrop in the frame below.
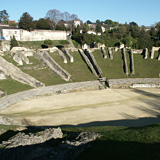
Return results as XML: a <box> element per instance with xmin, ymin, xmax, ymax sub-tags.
<box><xmin>0</xmin><ymin>56</ymin><xmax>45</xmax><ymax>88</ymax></box>
<box><xmin>0</xmin><ymin>128</ymin><xmax>101</xmax><ymax>160</ymax></box>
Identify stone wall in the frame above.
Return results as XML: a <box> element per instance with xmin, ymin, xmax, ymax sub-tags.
<box><xmin>122</xmin><ymin>48</ymin><xmax>128</xmax><ymax>75</ymax></box>
<box><xmin>34</xmin><ymin>50</ymin><xmax>71</xmax><ymax>81</ymax></box>
<box><xmin>0</xmin><ymin>56</ymin><xmax>45</xmax><ymax>88</ymax></box>
<box><xmin>78</xmin><ymin>49</ymin><xmax>99</xmax><ymax>77</ymax></box>
<box><xmin>0</xmin><ymin>80</ymin><xmax>103</xmax><ymax>110</ymax></box>
<box><xmin>108</xmin><ymin>48</ymin><xmax>113</xmax><ymax>60</ymax></box>
<box><xmin>109</xmin><ymin>78</ymin><xmax>160</xmax><ymax>88</ymax></box>
<box><xmin>151</xmin><ymin>47</ymin><xmax>160</xmax><ymax>59</ymax></box>
<box><xmin>130</xmin><ymin>50</ymin><xmax>135</xmax><ymax>74</ymax></box>
<box><xmin>101</xmin><ymin>47</ymin><xmax>107</xmax><ymax>59</ymax></box>
<box><xmin>62</xmin><ymin>48</ymin><xmax>74</xmax><ymax>63</ymax></box>
<box><xmin>85</xmin><ymin>49</ymin><xmax>102</xmax><ymax>76</ymax></box>
<box><xmin>20</xmin><ymin>29</ymin><xmax>68</xmax><ymax>41</ymax></box>
<box><xmin>1</xmin><ymin>29</ymin><xmax>69</xmax><ymax>41</ymax></box>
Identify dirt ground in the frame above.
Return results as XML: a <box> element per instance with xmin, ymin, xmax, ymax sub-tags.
<box><xmin>0</xmin><ymin>88</ymin><xmax>160</xmax><ymax>127</ymax></box>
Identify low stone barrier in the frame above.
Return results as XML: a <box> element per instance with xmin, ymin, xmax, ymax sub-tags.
<box><xmin>109</xmin><ymin>78</ymin><xmax>160</xmax><ymax>88</ymax></box>
<box><xmin>0</xmin><ymin>81</ymin><xmax>103</xmax><ymax>110</ymax></box>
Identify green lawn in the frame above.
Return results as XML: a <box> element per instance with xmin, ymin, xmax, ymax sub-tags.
<box><xmin>0</xmin><ymin>79</ymin><xmax>32</xmax><ymax>95</ymax></box>
<box><xmin>49</xmin><ymin>51</ymin><xmax>96</xmax><ymax>82</ymax></box>
<box><xmin>92</xmin><ymin>49</ymin><xmax>160</xmax><ymax>79</ymax></box>
<box><xmin>92</xmin><ymin>49</ymin><xmax>128</xmax><ymax>79</ymax></box>
<box><xmin>63</xmin><ymin>124</ymin><xmax>160</xmax><ymax>160</ymax></box>
<box><xmin>19</xmin><ymin>40</ymin><xmax>70</xmax><ymax>50</ymax></box>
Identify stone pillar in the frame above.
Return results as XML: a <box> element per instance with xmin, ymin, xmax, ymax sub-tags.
<box><xmin>101</xmin><ymin>47</ymin><xmax>107</xmax><ymax>59</ymax></box>
<box><xmin>130</xmin><ymin>50</ymin><xmax>135</xmax><ymax>74</ymax></box>
<box><xmin>151</xmin><ymin>47</ymin><xmax>154</xmax><ymax>59</ymax></box>
<box><xmin>144</xmin><ymin>48</ymin><xmax>148</xmax><ymax>59</ymax></box>
<box><xmin>108</xmin><ymin>48</ymin><xmax>113</xmax><ymax>60</ymax></box>
<box><xmin>158</xmin><ymin>49</ymin><xmax>160</xmax><ymax>61</ymax></box>
<box><xmin>122</xmin><ymin>48</ymin><xmax>128</xmax><ymax>75</ymax></box>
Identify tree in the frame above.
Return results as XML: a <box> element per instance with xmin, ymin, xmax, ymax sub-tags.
<box><xmin>10</xmin><ymin>35</ymin><xmax>18</xmax><ymax>49</ymax></box>
<box><xmin>0</xmin><ymin>10</ymin><xmax>9</xmax><ymax>24</ymax></box>
<box><xmin>95</xmin><ymin>23</ymin><xmax>102</xmax><ymax>33</ymax></box>
<box><xmin>45</xmin><ymin>9</ymin><xmax>79</xmax><ymax>23</ymax></box>
<box><xmin>35</xmin><ymin>18</ymin><xmax>54</xmax><ymax>30</ymax></box>
<box><xmin>19</xmin><ymin>12</ymin><xmax>35</xmax><ymax>31</ymax></box>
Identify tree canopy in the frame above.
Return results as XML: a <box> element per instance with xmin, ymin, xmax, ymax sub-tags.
<box><xmin>0</xmin><ymin>10</ymin><xmax>9</xmax><ymax>24</ymax></box>
<box><xmin>45</xmin><ymin>9</ymin><xmax>78</xmax><ymax>23</ymax></box>
<box><xmin>19</xmin><ymin>12</ymin><xmax>35</xmax><ymax>31</ymax></box>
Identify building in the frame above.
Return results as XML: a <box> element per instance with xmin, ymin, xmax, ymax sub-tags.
<box><xmin>0</xmin><ymin>27</ymin><xmax>70</xmax><ymax>41</ymax></box>
<box><xmin>74</xmin><ymin>19</ymin><xmax>81</xmax><ymax>28</ymax></box>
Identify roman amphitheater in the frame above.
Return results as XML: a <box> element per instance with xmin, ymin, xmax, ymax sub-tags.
<box><xmin>0</xmin><ymin>41</ymin><xmax>160</xmax><ymax>128</ymax></box>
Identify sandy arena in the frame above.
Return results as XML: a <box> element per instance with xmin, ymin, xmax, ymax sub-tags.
<box><xmin>0</xmin><ymin>88</ymin><xmax>160</xmax><ymax>127</ymax></box>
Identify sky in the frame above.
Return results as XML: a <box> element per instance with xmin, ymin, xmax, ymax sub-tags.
<box><xmin>1</xmin><ymin>0</ymin><xmax>160</xmax><ymax>26</ymax></box>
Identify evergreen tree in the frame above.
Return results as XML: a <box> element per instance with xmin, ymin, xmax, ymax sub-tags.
<box><xmin>10</xmin><ymin>35</ymin><xmax>18</xmax><ymax>49</ymax></box>
<box><xmin>19</xmin><ymin>12</ymin><xmax>35</xmax><ymax>31</ymax></box>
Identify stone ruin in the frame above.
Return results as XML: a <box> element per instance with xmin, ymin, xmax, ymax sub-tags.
<box><xmin>11</xmin><ymin>47</ymin><xmax>34</xmax><ymax>65</ymax></box>
<box><xmin>61</xmin><ymin>48</ymin><xmax>74</xmax><ymax>63</ymax></box>
<box><xmin>101</xmin><ymin>47</ymin><xmax>107</xmax><ymax>59</ymax></box>
<box><xmin>0</xmin><ymin>127</ymin><xmax>101</xmax><ymax>160</ymax></box>
<box><xmin>79</xmin><ymin>49</ymin><xmax>99</xmax><ymax>77</ymax></box>
<box><xmin>151</xmin><ymin>47</ymin><xmax>160</xmax><ymax>59</ymax></box>
<box><xmin>108</xmin><ymin>48</ymin><xmax>113</xmax><ymax>60</ymax></box>
<box><xmin>122</xmin><ymin>48</ymin><xmax>129</xmax><ymax>75</ymax></box>
<box><xmin>130</xmin><ymin>50</ymin><xmax>135</xmax><ymax>74</ymax></box>
<box><xmin>0</xmin><ymin>71</ymin><xmax>7</xmax><ymax>80</ymax></box>
<box><xmin>34</xmin><ymin>50</ymin><xmax>71</xmax><ymax>81</ymax></box>
<box><xmin>0</xmin><ymin>56</ymin><xmax>45</xmax><ymax>88</ymax></box>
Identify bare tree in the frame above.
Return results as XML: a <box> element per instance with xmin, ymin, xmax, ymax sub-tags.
<box><xmin>45</xmin><ymin>9</ymin><xmax>79</xmax><ymax>23</ymax></box>
<box><xmin>45</xmin><ymin>9</ymin><xmax>62</xmax><ymax>23</ymax></box>
<box><xmin>63</xmin><ymin>12</ymin><xmax>71</xmax><ymax>22</ymax></box>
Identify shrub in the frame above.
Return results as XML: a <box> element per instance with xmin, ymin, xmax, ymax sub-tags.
<box><xmin>43</xmin><ymin>39</ymin><xmax>53</xmax><ymax>48</ymax></box>
<box><xmin>10</xmin><ymin>35</ymin><xmax>18</xmax><ymax>49</ymax></box>
<box><xmin>59</xmin><ymin>40</ymin><xmax>69</xmax><ymax>45</ymax></box>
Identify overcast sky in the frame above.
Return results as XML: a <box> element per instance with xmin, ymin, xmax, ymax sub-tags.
<box><xmin>1</xmin><ymin>0</ymin><xmax>160</xmax><ymax>26</ymax></box>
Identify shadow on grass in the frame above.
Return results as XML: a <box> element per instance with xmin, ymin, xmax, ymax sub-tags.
<box><xmin>77</xmin><ymin>139</ymin><xmax>160</xmax><ymax>160</ymax></box>
<box><xmin>0</xmin><ymin>88</ymin><xmax>160</xmax><ymax>159</ymax></box>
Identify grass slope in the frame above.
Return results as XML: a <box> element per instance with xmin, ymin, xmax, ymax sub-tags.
<box><xmin>63</xmin><ymin>124</ymin><xmax>160</xmax><ymax>160</ymax></box>
<box><xmin>92</xmin><ymin>49</ymin><xmax>160</xmax><ymax>79</ymax></box>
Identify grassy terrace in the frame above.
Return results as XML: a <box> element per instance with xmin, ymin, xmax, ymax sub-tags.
<box><xmin>49</xmin><ymin>51</ymin><xmax>96</xmax><ymax>82</ymax></box>
<box><xmin>92</xmin><ymin>49</ymin><xmax>160</xmax><ymax>78</ymax></box>
<box><xmin>0</xmin><ymin>41</ymin><xmax>159</xmax><ymax>95</ymax></box>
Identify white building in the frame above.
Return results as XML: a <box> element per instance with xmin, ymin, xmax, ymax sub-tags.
<box><xmin>74</xmin><ymin>20</ymin><xmax>81</xmax><ymax>28</ymax></box>
<box><xmin>0</xmin><ymin>27</ymin><xmax>69</xmax><ymax>41</ymax></box>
